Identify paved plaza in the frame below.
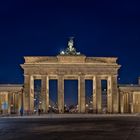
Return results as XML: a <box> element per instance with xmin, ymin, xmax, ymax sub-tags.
<box><xmin>0</xmin><ymin>114</ymin><xmax>140</xmax><ymax>140</ymax></box>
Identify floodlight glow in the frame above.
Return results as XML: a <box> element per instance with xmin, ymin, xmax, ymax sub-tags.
<box><xmin>60</xmin><ymin>51</ymin><xmax>65</xmax><ymax>54</ymax></box>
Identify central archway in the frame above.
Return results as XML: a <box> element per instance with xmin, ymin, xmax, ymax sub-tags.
<box><xmin>64</xmin><ymin>80</ymin><xmax>78</xmax><ymax>113</ymax></box>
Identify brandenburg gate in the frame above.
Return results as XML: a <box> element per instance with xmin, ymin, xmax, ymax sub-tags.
<box><xmin>21</xmin><ymin>39</ymin><xmax>121</xmax><ymax>113</ymax></box>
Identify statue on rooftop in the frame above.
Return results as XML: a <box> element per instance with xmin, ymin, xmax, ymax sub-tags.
<box><xmin>60</xmin><ymin>37</ymin><xmax>81</xmax><ymax>55</ymax></box>
<box><xmin>66</xmin><ymin>37</ymin><xmax>77</xmax><ymax>55</ymax></box>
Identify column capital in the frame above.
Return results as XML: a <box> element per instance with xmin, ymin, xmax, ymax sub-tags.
<box><xmin>57</xmin><ymin>74</ymin><xmax>65</xmax><ymax>77</ymax></box>
<box><xmin>41</xmin><ymin>75</ymin><xmax>49</xmax><ymax>79</ymax></box>
<box><xmin>110</xmin><ymin>74</ymin><xmax>118</xmax><ymax>79</ymax></box>
<box><xmin>79</xmin><ymin>75</ymin><xmax>85</xmax><ymax>77</ymax></box>
<box><xmin>24</xmin><ymin>75</ymin><xmax>30</xmax><ymax>77</ymax></box>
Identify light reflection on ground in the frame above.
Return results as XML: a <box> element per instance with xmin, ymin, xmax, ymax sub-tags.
<box><xmin>0</xmin><ymin>115</ymin><xmax>140</xmax><ymax>140</ymax></box>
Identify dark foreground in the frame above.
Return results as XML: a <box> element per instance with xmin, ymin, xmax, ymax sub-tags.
<box><xmin>0</xmin><ymin>115</ymin><xmax>140</xmax><ymax>140</ymax></box>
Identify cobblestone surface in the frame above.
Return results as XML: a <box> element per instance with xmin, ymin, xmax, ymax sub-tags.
<box><xmin>0</xmin><ymin>115</ymin><xmax>140</xmax><ymax>140</ymax></box>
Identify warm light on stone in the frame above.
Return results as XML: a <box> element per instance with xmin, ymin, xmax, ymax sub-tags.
<box><xmin>0</xmin><ymin>39</ymin><xmax>140</xmax><ymax>114</ymax></box>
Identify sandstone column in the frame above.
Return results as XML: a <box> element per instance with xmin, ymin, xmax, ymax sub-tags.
<box><xmin>5</xmin><ymin>93</ymin><xmax>8</xmax><ymax>114</ymax></box>
<box><xmin>93</xmin><ymin>76</ymin><xmax>97</xmax><ymax>113</ymax></box>
<box><xmin>41</xmin><ymin>76</ymin><xmax>46</xmax><ymax>112</ymax></box>
<box><xmin>23</xmin><ymin>75</ymin><xmax>30</xmax><ymax>113</ymax></box>
<box><xmin>130</xmin><ymin>92</ymin><xmax>134</xmax><ymax>113</ymax></box>
<box><xmin>78</xmin><ymin>75</ymin><xmax>85</xmax><ymax>113</ymax></box>
<box><xmin>58</xmin><ymin>75</ymin><xmax>64</xmax><ymax>113</ymax></box>
<box><xmin>8</xmin><ymin>92</ymin><xmax>11</xmax><ymax>114</ymax></box>
<box><xmin>23</xmin><ymin>75</ymin><xmax>34</xmax><ymax>114</ymax></box>
<box><xmin>41</xmin><ymin>75</ymin><xmax>49</xmax><ymax>113</ymax></box>
<box><xmin>126</xmin><ymin>93</ymin><xmax>129</xmax><ymax>113</ymax></box>
<box><xmin>13</xmin><ymin>93</ymin><xmax>15</xmax><ymax>113</ymax></box>
<box><xmin>18</xmin><ymin>93</ymin><xmax>22</xmax><ymax>113</ymax></box>
<box><xmin>107</xmin><ymin>76</ymin><xmax>113</xmax><ymax>113</ymax></box>
<box><xmin>14</xmin><ymin>93</ymin><xmax>17</xmax><ymax>113</ymax></box>
<box><xmin>46</xmin><ymin>76</ymin><xmax>49</xmax><ymax>112</ymax></box>
<box><xmin>96</xmin><ymin>76</ymin><xmax>102</xmax><ymax>113</ymax></box>
<box><xmin>120</xmin><ymin>92</ymin><xmax>124</xmax><ymax>113</ymax></box>
<box><xmin>112</xmin><ymin>75</ymin><xmax>119</xmax><ymax>113</ymax></box>
<box><xmin>30</xmin><ymin>76</ymin><xmax>34</xmax><ymax>113</ymax></box>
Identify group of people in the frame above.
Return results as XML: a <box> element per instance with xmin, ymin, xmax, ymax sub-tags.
<box><xmin>20</xmin><ymin>108</ymin><xmax>44</xmax><ymax>116</ymax></box>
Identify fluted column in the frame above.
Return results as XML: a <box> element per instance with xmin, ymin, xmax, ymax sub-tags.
<box><xmin>58</xmin><ymin>75</ymin><xmax>64</xmax><ymax>113</ymax></box>
<box><xmin>96</xmin><ymin>76</ymin><xmax>102</xmax><ymax>113</ymax></box>
<box><xmin>41</xmin><ymin>76</ymin><xmax>46</xmax><ymax>112</ymax></box>
<box><xmin>46</xmin><ymin>76</ymin><xmax>49</xmax><ymax>112</ymax></box>
<box><xmin>13</xmin><ymin>93</ymin><xmax>15</xmax><ymax>113</ymax></box>
<box><xmin>124</xmin><ymin>93</ymin><xmax>127</xmax><ymax>113</ymax></box>
<box><xmin>120</xmin><ymin>92</ymin><xmax>124</xmax><ymax>113</ymax></box>
<box><xmin>29</xmin><ymin>75</ymin><xmax>34</xmax><ymax>113</ymax></box>
<box><xmin>107</xmin><ymin>76</ymin><xmax>113</xmax><ymax>113</ymax></box>
<box><xmin>78</xmin><ymin>75</ymin><xmax>85</xmax><ymax>113</ymax></box>
<box><xmin>8</xmin><ymin>92</ymin><xmax>11</xmax><ymax>114</ymax></box>
<box><xmin>14</xmin><ymin>93</ymin><xmax>17</xmax><ymax>113</ymax></box>
<box><xmin>130</xmin><ymin>92</ymin><xmax>134</xmax><ymax>113</ymax></box>
<box><xmin>18</xmin><ymin>93</ymin><xmax>22</xmax><ymax>113</ymax></box>
<box><xmin>23</xmin><ymin>75</ymin><xmax>30</xmax><ymax>112</ymax></box>
<box><xmin>41</xmin><ymin>75</ymin><xmax>49</xmax><ymax>112</ymax></box>
<box><xmin>126</xmin><ymin>93</ymin><xmax>129</xmax><ymax>113</ymax></box>
<box><xmin>23</xmin><ymin>75</ymin><xmax>34</xmax><ymax>113</ymax></box>
<box><xmin>112</xmin><ymin>75</ymin><xmax>119</xmax><ymax>113</ymax></box>
<box><xmin>93</xmin><ymin>76</ymin><xmax>97</xmax><ymax>113</ymax></box>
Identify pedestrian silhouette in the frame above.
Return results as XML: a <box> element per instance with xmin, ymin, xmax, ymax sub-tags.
<box><xmin>38</xmin><ymin>109</ymin><xmax>41</xmax><ymax>115</ymax></box>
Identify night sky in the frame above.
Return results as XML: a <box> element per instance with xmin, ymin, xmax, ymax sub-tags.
<box><xmin>0</xmin><ymin>0</ymin><xmax>140</xmax><ymax>85</ymax></box>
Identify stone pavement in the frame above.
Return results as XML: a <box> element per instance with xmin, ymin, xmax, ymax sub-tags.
<box><xmin>0</xmin><ymin>113</ymin><xmax>139</xmax><ymax>119</ymax></box>
<box><xmin>0</xmin><ymin>114</ymin><xmax>140</xmax><ymax>140</ymax></box>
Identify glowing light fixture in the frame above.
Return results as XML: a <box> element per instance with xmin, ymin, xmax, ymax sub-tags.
<box><xmin>60</xmin><ymin>50</ymin><xmax>65</xmax><ymax>54</ymax></box>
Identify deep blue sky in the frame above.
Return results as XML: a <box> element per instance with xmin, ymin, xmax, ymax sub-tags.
<box><xmin>0</xmin><ymin>0</ymin><xmax>140</xmax><ymax>84</ymax></box>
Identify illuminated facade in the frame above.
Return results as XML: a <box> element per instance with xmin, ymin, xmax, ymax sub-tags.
<box><xmin>0</xmin><ymin>85</ymin><xmax>23</xmax><ymax>114</ymax></box>
<box><xmin>0</xmin><ymin>39</ymin><xmax>140</xmax><ymax>114</ymax></box>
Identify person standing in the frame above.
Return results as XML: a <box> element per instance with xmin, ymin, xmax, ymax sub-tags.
<box><xmin>20</xmin><ymin>107</ymin><xmax>23</xmax><ymax>116</ymax></box>
<box><xmin>38</xmin><ymin>109</ymin><xmax>41</xmax><ymax>115</ymax></box>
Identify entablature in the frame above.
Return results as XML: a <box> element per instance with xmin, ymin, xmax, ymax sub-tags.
<box><xmin>23</xmin><ymin>56</ymin><xmax>119</xmax><ymax>65</ymax></box>
<box><xmin>23</xmin><ymin>67</ymin><xmax>119</xmax><ymax>75</ymax></box>
<box><xmin>0</xmin><ymin>84</ymin><xmax>23</xmax><ymax>92</ymax></box>
<box><xmin>119</xmin><ymin>84</ymin><xmax>140</xmax><ymax>92</ymax></box>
